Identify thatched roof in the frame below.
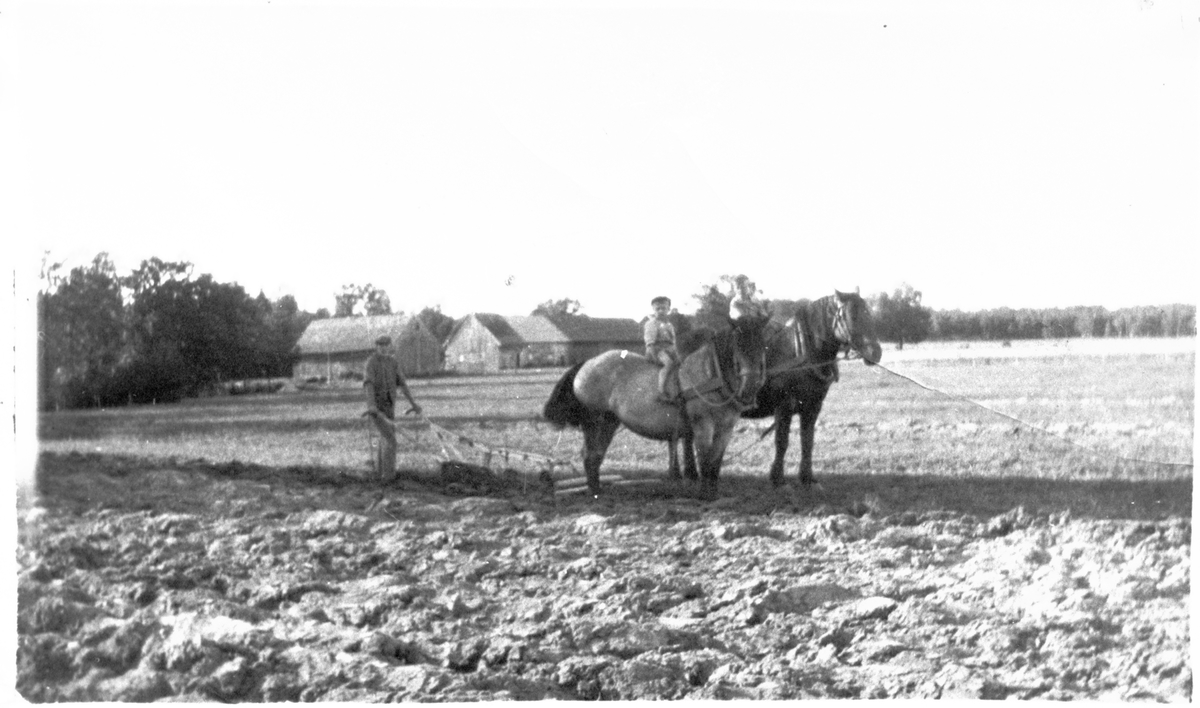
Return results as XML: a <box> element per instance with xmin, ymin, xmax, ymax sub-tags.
<box><xmin>296</xmin><ymin>314</ymin><xmax>427</xmax><ymax>355</ymax></box>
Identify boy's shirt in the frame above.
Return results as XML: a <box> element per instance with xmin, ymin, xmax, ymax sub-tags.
<box><xmin>644</xmin><ymin>317</ymin><xmax>676</xmax><ymax>356</ymax></box>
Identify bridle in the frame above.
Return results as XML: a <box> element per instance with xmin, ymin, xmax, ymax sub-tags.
<box><xmin>831</xmin><ymin>299</ymin><xmax>862</xmax><ymax>360</ymax></box>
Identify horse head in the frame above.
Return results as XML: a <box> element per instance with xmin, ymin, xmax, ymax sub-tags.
<box><xmin>728</xmin><ymin>308</ymin><xmax>773</xmax><ymax>407</ymax></box>
<box><xmin>832</xmin><ymin>290</ymin><xmax>882</xmax><ymax>365</ymax></box>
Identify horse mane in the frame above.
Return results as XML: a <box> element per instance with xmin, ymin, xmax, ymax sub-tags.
<box><xmin>791</xmin><ymin>295</ymin><xmax>839</xmax><ymax>361</ymax></box>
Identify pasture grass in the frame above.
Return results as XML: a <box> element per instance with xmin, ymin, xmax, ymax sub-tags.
<box><xmin>36</xmin><ymin>342</ymin><xmax>1193</xmax><ymax>520</ymax></box>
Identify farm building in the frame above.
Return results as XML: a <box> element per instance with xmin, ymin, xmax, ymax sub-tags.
<box><xmin>443</xmin><ymin>314</ymin><xmax>565</xmax><ymax>373</ymax></box>
<box><xmin>292</xmin><ymin>314</ymin><xmax>441</xmax><ymax>382</ymax></box>
<box><xmin>443</xmin><ymin>313</ymin><xmax>643</xmax><ymax>373</ymax></box>
<box><xmin>548</xmin><ymin>315</ymin><xmax>644</xmax><ymax>365</ymax></box>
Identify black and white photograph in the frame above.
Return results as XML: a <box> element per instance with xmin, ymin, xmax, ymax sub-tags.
<box><xmin>5</xmin><ymin>0</ymin><xmax>1196</xmax><ymax>701</ymax></box>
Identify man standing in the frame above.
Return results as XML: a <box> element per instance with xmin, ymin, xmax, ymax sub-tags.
<box><xmin>364</xmin><ymin>335</ymin><xmax>422</xmax><ymax>480</ymax></box>
<box><xmin>644</xmin><ymin>296</ymin><xmax>680</xmax><ymax>403</ymax></box>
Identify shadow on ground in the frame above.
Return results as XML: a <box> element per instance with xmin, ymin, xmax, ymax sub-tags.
<box><xmin>35</xmin><ymin>452</ymin><xmax>1190</xmax><ymax>525</ymax></box>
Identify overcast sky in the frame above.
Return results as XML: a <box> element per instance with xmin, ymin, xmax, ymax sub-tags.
<box><xmin>4</xmin><ymin>0</ymin><xmax>1197</xmax><ymax>318</ymax></box>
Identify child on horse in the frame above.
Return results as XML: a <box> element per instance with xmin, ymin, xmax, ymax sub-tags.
<box><xmin>730</xmin><ymin>274</ymin><xmax>768</xmax><ymax>321</ymax></box>
<box><xmin>644</xmin><ymin>295</ymin><xmax>680</xmax><ymax>403</ymax></box>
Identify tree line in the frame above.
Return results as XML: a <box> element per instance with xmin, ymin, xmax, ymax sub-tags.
<box><xmin>859</xmin><ymin>283</ymin><xmax>1195</xmax><ymax>346</ymax></box>
<box><xmin>37</xmin><ymin>257</ymin><xmax>1194</xmax><ymax>410</ymax></box>
<box><xmin>38</xmin><ymin>255</ymin><xmax>313</xmax><ymax>409</ymax></box>
<box><xmin>683</xmin><ymin>277</ymin><xmax>1195</xmax><ymax>347</ymax></box>
<box><xmin>37</xmin><ymin>255</ymin><xmax>474</xmax><ymax>409</ymax></box>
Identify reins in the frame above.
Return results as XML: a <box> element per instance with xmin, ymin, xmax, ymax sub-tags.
<box><xmin>871</xmin><ymin>363</ymin><xmax>1195</xmax><ymax>469</ymax></box>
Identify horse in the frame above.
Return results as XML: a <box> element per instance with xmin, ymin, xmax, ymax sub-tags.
<box><xmin>741</xmin><ymin>290</ymin><xmax>883</xmax><ymax>487</ymax></box>
<box><xmin>543</xmin><ymin>313</ymin><xmax>772</xmax><ymax>501</ymax></box>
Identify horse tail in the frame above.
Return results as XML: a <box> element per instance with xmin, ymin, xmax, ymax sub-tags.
<box><xmin>543</xmin><ymin>363</ymin><xmax>589</xmax><ymax>429</ymax></box>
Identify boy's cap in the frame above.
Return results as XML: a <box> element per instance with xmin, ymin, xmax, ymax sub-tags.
<box><xmin>651</xmin><ymin>296</ymin><xmax>671</xmax><ymax>307</ymax></box>
<box><xmin>375</xmin><ymin>335</ymin><xmax>392</xmax><ymax>346</ymax></box>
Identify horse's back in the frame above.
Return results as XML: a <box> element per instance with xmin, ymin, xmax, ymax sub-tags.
<box><xmin>575</xmin><ymin>350</ymin><xmax>656</xmax><ymax>407</ymax></box>
<box><xmin>574</xmin><ymin>350</ymin><xmax>684</xmax><ymax>439</ymax></box>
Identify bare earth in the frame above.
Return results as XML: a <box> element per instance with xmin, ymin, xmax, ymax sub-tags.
<box><xmin>17</xmin><ymin>453</ymin><xmax>1190</xmax><ymax>702</ymax></box>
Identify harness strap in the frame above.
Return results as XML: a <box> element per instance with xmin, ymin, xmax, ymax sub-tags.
<box><xmin>680</xmin><ymin>345</ymin><xmax>731</xmax><ymax>400</ymax></box>
<box><xmin>763</xmin><ymin>314</ymin><xmax>841</xmax><ymax>382</ymax></box>
<box><xmin>678</xmin><ymin>340</ymin><xmax>759</xmax><ymax>407</ymax></box>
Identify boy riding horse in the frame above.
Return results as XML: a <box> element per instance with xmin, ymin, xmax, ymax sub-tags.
<box><xmin>644</xmin><ymin>295</ymin><xmax>680</xmax><ymax>403</ymax></box>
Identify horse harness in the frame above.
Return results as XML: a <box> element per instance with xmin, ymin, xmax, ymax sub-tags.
<box><xmin>678</xmin><ymin>339</ymin><xmax>766</xmax><ymax>411</ymax></box>
<box><xmin>763</xmin><ymin>298</ymin><xmax>858</xmax><ymax>383</ymax></box>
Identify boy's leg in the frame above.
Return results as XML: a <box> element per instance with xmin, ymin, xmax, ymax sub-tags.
<box><xmin>656</xmin><ymin>351</ymin><xmax>679</xmax><ymax>402</ymax></box>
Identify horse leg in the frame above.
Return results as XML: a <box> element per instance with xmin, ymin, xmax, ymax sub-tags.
<box><xmin>682</xmin><ymin>428</ymin><xmax>699</xmax><ymax>482</ymax></box>
<box><xmin>689</xmin><ymin>416</ymin><xmax>720</xmax><ymax>501</ymax></box>
<box><xmin>797</xmin><ymin>389</ymin><xmax>829</xmax><ymax>486</ymax></box>
<box><xmin>769</xmin><ymin>404</ymin><xmax>794</xmax><ymax>487</ymax></box>
<box><xmin>702</xmin><ymin>419</ymin><xmax>739</xmax><ymax>501</ymax></box>
<box><xmin>665</xmin><ymin>435</ymin><xmax>681</xmax><ymax>481</ymax></box>
<box><xmin>582</xmin><ymin>413</ymin><xmax>621</xmax><ymax>496</ymax></box>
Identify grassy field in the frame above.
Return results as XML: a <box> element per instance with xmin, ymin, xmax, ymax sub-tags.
<box><xmin>37</xmin><ymin>339</ymin><xmax>1193</xmax><ymax>520</ymax></box>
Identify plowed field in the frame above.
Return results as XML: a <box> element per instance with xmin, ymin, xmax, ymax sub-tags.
<box><xmin>19</xmin><ymin>343</ymin><xmax>1193</xmax><ymax>701</ymax></box>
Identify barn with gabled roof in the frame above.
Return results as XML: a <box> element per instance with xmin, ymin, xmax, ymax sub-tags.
<box><xmin>442</xmin><ymin>313</ymin><xmax>644</xmax><ymax>373</ymax></box>
<box><xmin>443</xmin><ymin>314</ymin><xmax>570</xmax><ymax>373</ymax></box>
<box><xmin>292</xmin><ymin>314</ymin><xmax>441</xmax><ymax>382</ymax></box>
<box><xmin>549</xmin><ymin>315</ymin><xmax>644</xmax><ymax>364</ymax></box>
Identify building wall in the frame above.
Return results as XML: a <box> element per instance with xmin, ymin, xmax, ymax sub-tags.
<box><xmin>293</xmin><ymin>328</ymin><xmax>441</xmax><ymax>381</ymax></box>
<box><xmin>444</xmin><ymin>317</ymin><xmax>503</xmax><ymax>374</ymax></box>
<box><xmin>294</xmin><ymin>352</ymin><xmax>370</xmax><ymax>383</ymax></box>
<box><xmin>394</xmin><ymin>329</ymin><xmax>441</xmax><ymax>375</ymax></box>
<box><xmin>519</xmin><ymin>343</ymin><xmax>571</xmax><ymax>368</ymax></box>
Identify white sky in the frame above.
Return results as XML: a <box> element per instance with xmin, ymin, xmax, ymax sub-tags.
<box><xmin>3</xmin><ymin>0</ymin><xmax>1198</xmax><ymax>318</ymax></box>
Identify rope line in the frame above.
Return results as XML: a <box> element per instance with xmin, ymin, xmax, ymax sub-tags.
<box><xmin>365</xmin><ymin>411</ymin><xmax>581</xmax><ymax>476</ymax></box>
<box><xmin>873</xmin><ymin>363</ymin><xmax>1194</xmax><ymax>469</ymax></box>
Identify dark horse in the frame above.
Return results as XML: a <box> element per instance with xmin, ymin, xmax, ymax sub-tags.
<box><xmin>741</xmin><ymin>290</ymin><xmax>882</xmax><ymax>486</ymax></box>
<box><xmin>543</xmin><ymin>313</ymin><xmax>772</xmax><ymax>500</ymax></box>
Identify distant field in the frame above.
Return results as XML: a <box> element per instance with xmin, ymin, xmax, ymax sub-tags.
<box><xmin>38</xmin><ymin>338</ymin><xmax>1192</xmax><ymax>518</ymax></box>
<box><xmin>880</xmin><ymin>336</ymin><xmax>1194</xmax><ymax>362</ymax></box>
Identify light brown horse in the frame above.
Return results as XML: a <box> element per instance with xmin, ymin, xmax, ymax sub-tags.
<box><xmin>543</xmin><ymin>313</ymin><xmax>772</xmax><ymax>500</ymax></box>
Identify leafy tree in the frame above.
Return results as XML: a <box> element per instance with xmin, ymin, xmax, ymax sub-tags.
<box><xmin>119</xmin><ymin>259</ymin><xmax>281</xmax><ymax>398</ymax></box>
<box><xmin>335</xmin><ymin>283</ymin><xmax>393</xmax><ymax>317</ymax></box>
<box><xmin>415</xmin><ymin>306</ymin><xmax>457</xmax><ymax>345</ymax></box>
<box><xmin>38</xmin><ymin>253</ymin><xmax>127</xmax><ymax>408</ymax></box>
<box><xmin>251</xmin><ymin>293</ymin><xmax>311</xmax><ymax>378</ymax></box>
<box><xmin>532</xmin><ymin>298</ymin><xmax>582</xmax><ymax>317</ymax></box>
<box><xmin>692</xmin><ymin>282</ymin><xmax>730</xmax><ymax>325</ymax></box>
<box><xmin>870</xmin><ymin>283</ymin><xmax>932</xmax><ymax>348</ymax></box>
<box><xmin>1071</xmin><ymin>306</ymin><xmax>1109</xmax><ymax>338</ymax></box>
<box><xmin>122</xmin><ymin>257</ymin><xmax>192</xmax><ymax>303</ymax></box>
<box><xmin>39</xmin><ymin>251</ymin><xmax>335</xmax><ymax>408</ymax></box>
